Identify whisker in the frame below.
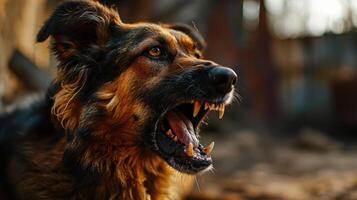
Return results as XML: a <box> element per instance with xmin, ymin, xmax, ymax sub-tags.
<box><xmin>195</xmin><ymin>176</ymin><xmax>201</xmax><ymax>192</ymax></box>
<box><xmin>177</xmin><ymin>63</ymin><xmax>184</xmax><ymax>69</ymax></box>
<box><xmin>209</xmin><ymin>166</ymin><xmax>216</xmax><ymax>174</ymax></box>
<box><xmin>191</xmin><ymin>21</ymin><xmax>199</xmax><ymax>32</ymax></box>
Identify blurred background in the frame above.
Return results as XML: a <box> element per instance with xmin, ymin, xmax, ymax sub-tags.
<box><xmin>1</xmin><ymin>0</ymin><xmax>357</xmax><ymax>199</ymax></box>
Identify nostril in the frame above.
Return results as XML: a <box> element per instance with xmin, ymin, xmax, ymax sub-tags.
<box><xmin>208</xmin><ymin>66</ymin><xmax>237</xmax><ymax>93</ymax></box>
<box><xmin>203</xmin><ymin>62</ymin><xmax>213</xmax><ymax>66</ymax></box>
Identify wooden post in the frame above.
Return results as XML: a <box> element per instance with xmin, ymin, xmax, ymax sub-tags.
<box><xmin>8</xmin><ymin>50</ymin><xmax>52</xmax><ymax>91</ymax></box>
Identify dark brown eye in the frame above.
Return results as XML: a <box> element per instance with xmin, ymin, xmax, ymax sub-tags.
<box><xmin>148</xmin><ymin>47</ymin><xmax>162</xmax><ymax>57</ymax></box>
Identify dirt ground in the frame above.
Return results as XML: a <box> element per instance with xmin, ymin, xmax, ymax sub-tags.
<box><xmin>186</xmin><ymin>129</ymin><xmax>357</xmax><ymax>200</ymax></box>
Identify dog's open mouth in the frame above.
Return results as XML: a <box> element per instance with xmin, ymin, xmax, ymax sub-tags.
<box><xmin>154</xmin><ymin>100</ymin><xmax>226</xmax><ymax>174</ymax></box>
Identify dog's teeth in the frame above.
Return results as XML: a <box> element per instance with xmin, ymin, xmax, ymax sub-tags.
<box><xmin>209</xmin><ymin>103</ymin><xmax>214</xmax><ymax>110</ymax></box>
<box><xmin>193</xmin><ymin>101</ymin><xmax>201</xmax><ymax>117</ymax></box>
<box><xmin>204</xmin><ymin>141</ymin><xmax>215</xmax><ymax>155</ymax></box>
<box><xmin>219</xmin><ymin>104</ymin><xmax>225</xmax><ymax>119</ymax></box>
<box><xmin>186</xmin><ymin>143</ymin><xmax>194</xmax><ymax>157</ymax></box>
<box><xmin>166</xmin><ymin>129</ymin><xmax>174</xmax><ymax>138</ymax></box>
<box><xmin>213</xmin><ymin>104</ymin><xmax>217</xmax><ymax>110</ymax></box>
<box><xmin>204</xmin><ymin>102</ymin><xmax>210</xmax><ymax>110</ymax></box>
<box><xmin>173</xmin><ymin>136</ymin><xmax>178</xmax><ymax>142</ymax></box>
<box><xmin>214</xmin><ymin>104</ymin><xmax>219</xmax><ymax>111</ymax></box>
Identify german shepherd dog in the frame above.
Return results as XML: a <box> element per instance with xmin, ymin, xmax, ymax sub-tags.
<box><xmin>0</xmin><ymin>1</ymin><xmax>237</xmax><ymax>199</ymax></box>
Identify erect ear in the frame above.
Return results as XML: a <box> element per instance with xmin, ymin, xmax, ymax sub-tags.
<box><xmin>37</xmin><ymin>0</ymin><xmax>121</xmax><ymax>61</ymax></box>
<box><xmin>168</xmin><ymin>23</ymin><xmax>206</xmax><ymax>51</ymax></box>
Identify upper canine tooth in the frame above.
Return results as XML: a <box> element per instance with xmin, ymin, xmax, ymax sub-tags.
<box><xmin>193</xmin><ymin>101</ymin><xmax>201</xmax><ymax>117</ymax></box>
<box><xmin>204</xmin><ymin>141</ymin><xmax>215</xmax><ymax>155</ymax></box>
<box><xmin>219</xmin><ymin>104</ymin><xmax>225</xmax><ymax>119</ymax></box>
<box><xmin>186</xmin><ymin>143</ymin><xmax>194</xmax><ymax>157</ymax></box>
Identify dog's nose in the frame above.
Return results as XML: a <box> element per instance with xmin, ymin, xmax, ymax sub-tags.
<box><xmin>208</xmin><ymin>66</ymin><xmax>237</xmax><ymax>93</ymax></box>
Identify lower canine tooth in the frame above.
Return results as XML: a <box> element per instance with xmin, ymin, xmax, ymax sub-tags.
<box><xmin>186</xmin><ymin>143</ymin><xmax>194</xmax><ymax>157</ymax></box>
<box><xmin>204</xmin><ymin>142</ymin><xmax>215</xmax><ymax>155</ymax></box>
<box><xmin>193</xmin><ymin>101</ymin><xmax>201</xmax><ymax>117</ymax></box>
<box><xmin>166</xmin><ymin>129</ymin><xmax>174</xmax><ymax>138</ymax></box>
<box><xmin>173</xmin><ymin>136</ymin><xmax>178</xmax><ymax>142</ymax></box>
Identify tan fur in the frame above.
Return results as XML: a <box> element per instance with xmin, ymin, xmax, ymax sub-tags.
<box><xmin>51</xmin><ymin>69</ymin><xmax>85</xmax><ymax>131</ymax></box>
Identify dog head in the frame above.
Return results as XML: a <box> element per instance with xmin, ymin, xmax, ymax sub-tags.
<box><xmin>38</xmin><ymin>0</ymin><xmax>237</xmax><ymax>175</ymax></box>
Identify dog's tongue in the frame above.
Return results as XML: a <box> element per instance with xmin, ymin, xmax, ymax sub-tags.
<box><xmin>166</xmin><ymin>110</ymin><xmax>199</xmax><ymax>148</ymax></box>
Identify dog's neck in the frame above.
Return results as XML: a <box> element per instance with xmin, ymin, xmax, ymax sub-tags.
<box><xmin>62</xmin><ymin>136</ymin><xmax>181</xmax><ymax>199</ymax></box>
<box><xmin>82</xmin><ymin>157</ymin><xmax>180</xmax><ymax>199</ymax></box>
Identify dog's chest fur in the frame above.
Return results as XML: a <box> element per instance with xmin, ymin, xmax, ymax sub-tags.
<box><xmin>3</xmin><ymin>133</ymin><xmax>180</xmax><ymax>200</ymax></box>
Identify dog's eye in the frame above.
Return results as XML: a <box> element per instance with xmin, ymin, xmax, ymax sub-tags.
<box><xmin>148</xmin><ymin>47</ymin><xmax>163</xmax><ymax>57</ymax></box>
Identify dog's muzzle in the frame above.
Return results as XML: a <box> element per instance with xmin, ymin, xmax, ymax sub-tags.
<box><xmin>147</xmin><ymin>63</ymin><xmax>238</xmax><ymax>174</ymax></box>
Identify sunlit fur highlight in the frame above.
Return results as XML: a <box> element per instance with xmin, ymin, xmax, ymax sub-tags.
<box><xmin>51</xmin><ymin>69</ymin><xmax>86</xmax><ymax>131</ymax></box>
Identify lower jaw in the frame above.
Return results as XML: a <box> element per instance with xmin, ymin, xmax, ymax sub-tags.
<box><xmin>169</xmin><ymin>159</ymin><xmax>213</xmax><ymax>174</ymax></box>
<box><xmin>154</xmin><ymin>131</ymin><xmax>213</xmax><ymax>174</ymax></box>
